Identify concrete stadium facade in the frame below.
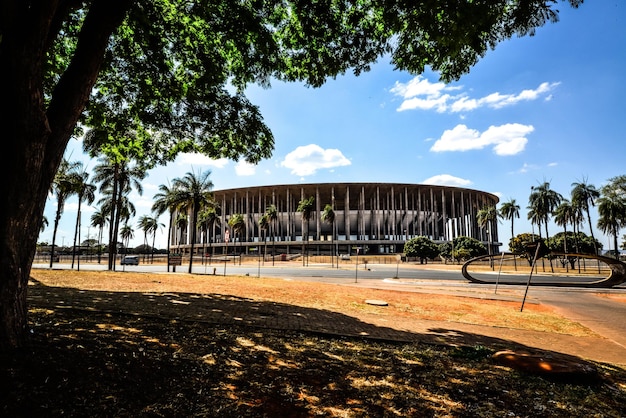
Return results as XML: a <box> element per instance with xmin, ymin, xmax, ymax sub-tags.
<box><xmin>171</xmin><ymin>182</ymin><xmax>500</xmax><ymax>257</ymax></box>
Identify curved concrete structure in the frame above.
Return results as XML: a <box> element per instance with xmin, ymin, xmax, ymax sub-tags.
<box><xmin>172</xmin><ymin>182</ymin><xmax>499</xmax><ymax>256</ymax></box>
<box><xmin>462</xmin><ymin>252</ymin><xmax>626</xmax><ymax>288</ymax></box>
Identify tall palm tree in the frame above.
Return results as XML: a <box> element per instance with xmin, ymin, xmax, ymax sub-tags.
<box><xmin>198</xmin><ymin>206</ymin><xmax>221</xmax><ymax>262</ymax></box>
<box><xmin>476</xmin><ymin>205</ymin><xmax>498</xmax><ymax>257</ymax></box>
<box><xmin>137</xmin><ymin>215</ymin><xmax>152</xmax><ymax>255</ymax></box>
<box><xmin>152</xmin><ymin>183</ymin><xmax>179</xmax><ymax>271</ymax></box>
<box><xmin>528</xmin><ymin>182</ymin><xmax>563</xmax><ymax>241</ymax></box>
<box><xmin>553</xmin><ymin>200</ymin><xmax>575</xmax><ymax>255</ymax></box>
<box><xmin>258</xmin><ymin>213</ymin><xmax>270</xmax><ymax>264</ymax></box>
<box><xmin>90</xmin><ymin>209</ymin><xmax>109</xmax><ymax>264</ymax></box>
<box><xmin>297</xmin><ymin>196</ymin><xmax>315</xmax><ymax>266</ymax></box>
<box><xmin>170</xmin><ymin>170</ymin><xmax>215</xmax><ymax>273</ymax></box>
<box><xmin>49</xmin><ymin>159</ymin><xmax>82</xmax><ymax>267</ymax></box>
<box><xmin>265</xmin><ymin>204</ymin><xmax>278</xmax><ymax>265</ymax></box>
<box><xmin>93</xmin><ymin>157</ymin><xmax>145</xmax><ymax>270</ymax></box>
<box><xmin>499</xmin><ymin>199</ymin><xmax>520</xmax><ymax>239</ymax></box>
<box><xmin>69</xmin><ymin>168</ymin><xmax>96</xmax><ymax>268</ymax></box>
<box><xmin>175</xmin><ymin>213</ymin><xmax>188</xmax><ymax>246</ymax></box>
<box><xmin>597</xmin><ymin>188</ymin><xmax>626</xmax><ymax>259</ymax></box>
<box><xmin>228</xmin><ymin>213</ymin><xmax>245</xmax><ymax>261</ymax></box>
<box><xmin>321</xmin><ymin>204</ymin><xmax>336</xmax><ymax>267</ymax></box>
<box><xmin>571</xmin><ymin>179</ymin><xmax>600</xmax><ymax>255</ymax></box>
<box><xmin>119</xmin><ymin>223</ymin><xmax>134</xmax><ymax>254</ymax></box>
<box><xmin>138</xmin><ymin>215</ymin><xmax>162</xmax><ymax>262</ymax></box>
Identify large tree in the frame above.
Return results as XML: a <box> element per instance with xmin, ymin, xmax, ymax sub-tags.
<box><xmin>0</xmin><ymin>0</ymin><xmax>583</xmax><ymax>348</ymax></box>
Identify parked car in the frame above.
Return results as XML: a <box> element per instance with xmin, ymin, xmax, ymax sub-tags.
<box><xmin>121</xmin><ymin>255</ymin><xmax>139</xmax><ymax>265</ymax></box>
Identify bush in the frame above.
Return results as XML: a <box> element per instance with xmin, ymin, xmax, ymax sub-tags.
<box><xmin>439</xmin><ymin>236</ymin><xmax>486</xmax><ymax>262</ymax></box>
<box><xmin>403</xmin><ymin>236</ymin><xmax>439</xmax><ymax>263</ymax></box>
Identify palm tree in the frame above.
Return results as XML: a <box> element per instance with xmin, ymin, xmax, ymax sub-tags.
<box><xmin>553</xmin><ymin>200</ymin><xmax>575</xmax><ymax>255</ymax></box>
<box><xmin>228</xmin><ymin>213</ymin><xmax>246</xmax><ymax>262</ymax></box>
<box><xmin>499</xmin><ymin>199</ymin><xmax>520</xmax><ymax>239</ymax></box>
<box><xmin>198</xmin><ymin>206</ymin><xmax>221</xmax><ymax>262</ymax></box>
<box><xmin>528</xmin><ymin>182</ymin><xmax>563</xmax><ymax>241</ymax></box>
<box><xmin>597</xmin><ymin>188</ymin><xmax>626</xmax><ymax>259</ymax></box>
<box><xmin>93</xmin><ymin>158</ymin><xmax>145</xmax><ymax>270</ymax></box>
<box><xmin>90</xmin><ymin>209</ymin><xmax>109</xmax><ymax>264</ymax></box>
<box><xmin>69</xmin><ymin>168</ymin><xmax>96</xmax><ymax>268</ymax></box>
<box><xmin>137</xmin><ymin>215</ymin><xmax>152</xmax><ymax>256</ymax></box>
<box><xmin>571</xmin><ymin>179</ymin><xmax>601</xmax><ymax>255</ymax></box>
<box><xmin>297</xmin><ymin>196</ymin><xmax>315</xmax><ymax>266</ymax></box>
<box><xmin>138</xmin><ymin>215</ymin><xmax>162</xmax><ymax>263</ymax></box>
<box><xmin>175</xmin><ymin>213</ymin><xmax>188</xmax><ymax>246</ymax></box>
<box><xmin>321</xmin><ymin>204</ymin><xmax>336</xmax><ymax>267</ymax></box>
<box><xmin>49</xmin><ymin>159</ymin><xmax>82</xmax><ymax>267</ymax></box>
<box><xmin>258</xmin><ymin>213</ymin><xmax>270</xmax><ymax>264</ymax></box>
<box><xmin>265</xmin><ymin>204</ymin><xmax>278</xmax><ymax>265</ymax></box>
<box><xmin>152</xmin><ymin>183</ymin><xmax>179</xmax><ymax>271</ymax></box>
<box><xmin>170</xmin><ymin>170</ymin><xmax>215</xmax><ymax>273</ymax></box>
<box><xmin>476</xmin><ymin>205</ymin><xmax>498</xmax><ymax>259</ymax></box>
<box><xmin>119</xmin><ymin>224</ymin><xmax>134</xmax><ymax>255</ymax></box>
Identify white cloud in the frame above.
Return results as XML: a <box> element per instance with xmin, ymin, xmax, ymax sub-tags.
<box><xmin>235</xmin><ymin>160</ymin><xmax>256</xmax><ymax>176</ymax></box>
<box><xmin>176</xmin><ymin>152</ymin><xmax>229</xmax><ymax>168</ymax></box>
<box><xmin>510</xmin><ymin>163</ymin><xmax>539</xmax><ymax>174</ymax></box>
<box><xmin>430</xmin><ymin>123</ymin><xmax>533</xmax><ymax>156</ymax></box>
<box><xmin>391</xmin><ymin>76</ymin><xmax>559</xmax><ymax>113</ymax></box>
<box><xmin>422</xmin><ymin>174</ymin><xmax>473</xmax><ymax>187</ymax></box>
<box><xmin>280</xmin><ymin>144</ymin><xmax>351</xmax><ymax>176</ymax></box>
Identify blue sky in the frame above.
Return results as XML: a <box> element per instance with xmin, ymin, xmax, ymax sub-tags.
<box><xmin>43</xmin><ymin>1</ymin><xmax>626</xmax><ymax>251</ymax></box>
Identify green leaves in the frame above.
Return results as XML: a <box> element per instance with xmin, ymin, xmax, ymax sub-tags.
<box><xmin>64</xmin><ymin>0</ymin><xmax>582</xmax><ymax>167</ymax></box>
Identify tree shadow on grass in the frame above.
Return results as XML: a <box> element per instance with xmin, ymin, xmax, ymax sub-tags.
<box><xmin>1</xmin><ymin>279</ymin><xmax>624</xmax><ymax>417</ymax></box>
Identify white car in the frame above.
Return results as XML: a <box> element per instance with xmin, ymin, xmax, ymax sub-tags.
<box><xmin>121</xmin><ymin>255</ymin><xmax>139</xmax><ymax>265</ymax></box>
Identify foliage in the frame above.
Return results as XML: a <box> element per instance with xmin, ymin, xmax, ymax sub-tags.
<box><xmin>598</xmin><ymin>176</ymin><xmax>626</xmax><ymax>259</ymax></box>
<box><xmin>528</xmin><ymin>181</ymin><xmax>563</xmax><ymax>239</ymax></box>
<box><xmin>403</xmin><ymin>236</ymin><xmax>439</xmax><ymax>262</ymax></box>
<box><xmin>499</xmin><ymin>198</ymin><xmax>520</xmax><ymax>238</ymax></box>
<box><xmin>439</xmin><ymin>236</ymin><xmax>486</xmax><ymax>262</ymax></box>
<box><xmin>508</xmin><ymin>233</ymin><xmax>542</xmax><ymax>256</ymax></box>
<box><xmin>0</xmin><ymin>0</ymin><xmax>586</xmax><ymax>347</ymax></box>
<box><xmin>170</xmin><ymin>170</ymin><xmax>215</xmax><ymax>272</ymax></box>
<box><xmin>545</xmin><ymin>232</ymin><xmax>601</xmax><ymax>255</ymax></box>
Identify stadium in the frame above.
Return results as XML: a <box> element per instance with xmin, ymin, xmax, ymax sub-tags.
<box><xmin>170</xmin><ymin>182</ymin><xmax>500</xmax><ymax>258</ymax></box>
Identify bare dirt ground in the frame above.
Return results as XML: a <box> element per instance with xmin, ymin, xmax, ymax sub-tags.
<box><xmin>1</xmin><ymin>268</ymin><xmax>625</xmax><ymax>417</ymax></box>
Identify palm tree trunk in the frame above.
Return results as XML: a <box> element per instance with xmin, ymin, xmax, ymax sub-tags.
<box><xmin>71</xmin><ymin>198</ymin><xmax>83</xmax><ymax>268</ymax></box>
<box><xmin>50</xmin><ymin>210</ymin><xmax>61</xmax><ymax>268</ymax></box>
<box><xmin>107</xmin><ymin>163</ymin><xmax>119</xmax><ymax>270</ymax></box>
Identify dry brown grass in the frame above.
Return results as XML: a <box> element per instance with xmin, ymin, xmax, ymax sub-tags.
<box><xmin>2</xmin><ymin>269</ymin><xmax>624</xmax><ymax>417</ymax></box>
<box><xmin>30</xmin><ymin>268</ymin><xmax>593</xmax><ymax>337</ymax></box>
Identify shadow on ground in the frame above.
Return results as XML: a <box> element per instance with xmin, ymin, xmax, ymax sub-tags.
<box><xmin>1</xmin><ymin>280</ymin><xmax>624</xmax><ymax>417</ymax></box>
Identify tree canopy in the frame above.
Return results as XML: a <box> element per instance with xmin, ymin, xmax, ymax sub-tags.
<box><xmin>0</xmin><ymin>0</ymin><xmax>584</xmax><ymax>347</ymax></box>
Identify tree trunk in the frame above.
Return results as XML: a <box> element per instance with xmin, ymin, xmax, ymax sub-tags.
<box><xmin>0</xmin><ymin>1</ymin><xmax>132</xmax><ymax>348</ymax></box>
